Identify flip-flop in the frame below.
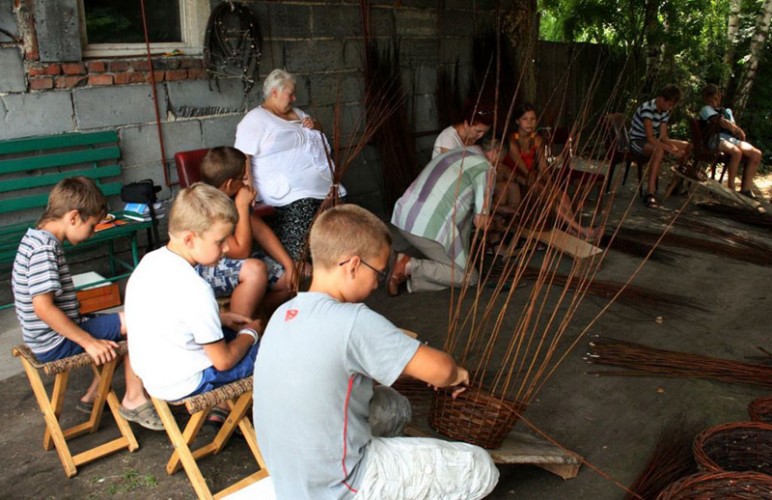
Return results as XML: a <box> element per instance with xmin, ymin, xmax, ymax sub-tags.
<box><xmin>205</xmin><ymin>406</ymin><xmax>229</xmax><ymax>428</ymax></box>
<box><xmin>76</xmin><ymin>400</ymin><xmax>94</xmax><ymax>414</ymax></box>
<box><xmin>119</xmin><ymin>401</ymin><xmax>164</xmax><ymax>431</ymax></box>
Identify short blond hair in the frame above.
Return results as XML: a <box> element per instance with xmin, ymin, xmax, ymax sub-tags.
<box><xmin>38</xmin><ymin>176</ymin><xmax>107</xmax><ymax>226</ymax></box>
<box><xmin>309</xmin><ymin>204</ymin><xmax>392</xmax><ymax>269</ymax></box>
<box><xmin>168</xmin><ymin>183</ymin><xmax>238</xmax><ymax>235</ymax></box>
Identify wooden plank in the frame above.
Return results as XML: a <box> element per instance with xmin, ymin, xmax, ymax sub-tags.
<box><xmin>667</xmin><ymin>166</ymin><xmax>764</xmax><ymax>212</ymax></box>
<box><xmin>0</xmin><ymin>164</ymin><xmax>121</xmax><ymax>194</ymax></box>
<box><xmin>0</xmin><ymin>131</ymin><xmax>118</xmax><ymax>155</ymax></box>
<box><xmin>0</xmin><ymin>145</ymin><xmax>120</xmax><ymax>174</ymax></box>
<box><xmin>508</xmin><ymin>228</ymin><xmax>602</xmax><ymax>259</ymax></box>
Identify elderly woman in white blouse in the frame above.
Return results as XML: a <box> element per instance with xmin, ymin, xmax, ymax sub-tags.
<box><xmin>235</xmin><ymin>68</ymin><xmax>345</xmax><ymax>261</ymax></box>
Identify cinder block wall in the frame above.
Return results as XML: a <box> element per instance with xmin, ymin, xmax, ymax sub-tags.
<box><xmin>1</xmin><ymin>0</ymin><xmax>498</xmax><ymax>222</ymax></box>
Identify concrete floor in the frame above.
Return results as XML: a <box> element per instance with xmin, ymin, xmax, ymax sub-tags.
<box><xmin>0</xmin><ymin>180</ymin><xmax>770</xmax><ymax>499</ymax></box>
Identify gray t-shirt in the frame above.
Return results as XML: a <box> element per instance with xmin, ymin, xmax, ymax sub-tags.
<box><xmin>253</xmin><ymin>292</ymin><xmax>420</xmax><ymax>499</ymax></box>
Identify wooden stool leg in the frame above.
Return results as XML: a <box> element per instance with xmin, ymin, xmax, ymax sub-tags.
<box><xmin>43</xmin><ymin>370</ymin><xmax>69</xmax><ymax>451</ymax></box>
<box><xmin>152</xmin><ymin>398</ymin><xmax>214</xmax><ymax>500</ymax></box>
<box><xmin>19</xmin><ymin>358</ymin><xmax>78</xmax><ymax>477</ymax></box>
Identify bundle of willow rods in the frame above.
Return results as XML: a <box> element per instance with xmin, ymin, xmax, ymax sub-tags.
<box><xmin>616</xmin><ymin>226</ymin><xmax>772</xmax><ymax>266</ymax></box>
<box><xmin>696</xmin><ymin>203</ymin><xmax>772</xmax><ymax>231</ymax></box>
<box><xmin>587</xmin><ymin>336</ymin><xmax>772</xmax><ymax>389</ymax></box>
<box><xmin>599</xmin><ymin>233</ymin><xmax>681</xmax><ymax>264</ymax></box>
<box><xmin>625</xmin><ymin>416</ymin><xmax>700</xmax><ymax>500</ymax></box>
<box><xmin>520</xmin><ymin>267</ymin><xmax>707</xmax><ymax>312</ymax></box>
<box><xmin>666</xmin><ymin>215</ymin><xmax>772</xmax><ymax>254</ymax></box>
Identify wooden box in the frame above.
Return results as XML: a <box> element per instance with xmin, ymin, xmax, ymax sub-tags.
<box><xmin>73</xmin><ymin>272</ymin><xmax>122</xmax><ymax>314</ymax></box>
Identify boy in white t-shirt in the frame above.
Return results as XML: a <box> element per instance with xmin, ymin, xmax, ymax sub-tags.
<box><xmin>125</xmin><ymin>184</ymin><xmax>260</xmax><ymax>406</ymax></box>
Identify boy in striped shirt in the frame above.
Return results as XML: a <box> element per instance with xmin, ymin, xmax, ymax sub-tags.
<box><xmin>12</xmin><ymin>177</ymin><xmax>162</xmax><ymax>430</ymax></box>
<box><xmin>628</xmin><ymin>84</ymin><xmax>691</xmax><ymax>208</ymax></box>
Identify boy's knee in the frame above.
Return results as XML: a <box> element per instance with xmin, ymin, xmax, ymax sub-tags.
<box><xmin>239</xmin><ymin>258</ymin><xmax>268</xmax><ymax>282</ymax></box>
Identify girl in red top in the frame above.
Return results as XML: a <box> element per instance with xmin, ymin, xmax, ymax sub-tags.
<box><xmin>496</xmin><ymin>103</ymin><xmax>599</xmax><ymax>240</ymax></box>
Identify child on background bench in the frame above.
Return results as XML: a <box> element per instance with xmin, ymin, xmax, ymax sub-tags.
<box><xmin>253</xmin><ymin>204</ymin><xmax>499</xmax><ymax>499</ymax></box>
<box><xmin>11</xmin><ymin>177</ymin><xmax>162</xmax><ymax>430</ymax></box>
<box><xmin>699</xmin><ymin>83</ymin><xmax>762</xmax><ymax>199</ymax></box>
<box><xmin>199</xmin><ymin>147</ymin><xmax>295</xmax><ymax>313</ymax></box>
<box><xmin>125</xmin><ymin>184</ymin><xmax>259</xmax><ymax>413</ymax></box>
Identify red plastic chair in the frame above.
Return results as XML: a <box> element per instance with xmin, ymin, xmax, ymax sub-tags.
<box><xmin>173</xmin><ymin>148</ymin><xmax>275</xmax><ymax>218</ymax></box>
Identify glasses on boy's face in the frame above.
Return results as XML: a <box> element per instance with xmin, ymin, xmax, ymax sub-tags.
<box><xmin>338</xmin><ymin>257</ymin><xmax>387</xmax><ymax>283</ymax></box>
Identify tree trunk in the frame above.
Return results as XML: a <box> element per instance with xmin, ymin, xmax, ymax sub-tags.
<box><xmin>723</xmin><ymin>0</ymin><xmax>742</xmax><ymax>81</ymax></box>
<box><xmin>500</xmin><ymin>0</ymin><xmax>538</xmax><ymax>103</ymax></box>
<box><xmin>734</xmin><ymin>0</ymin><xmax>772</xmax><ymax>117</ymax></box>
<box><xmin>641</xmin><ymin>0</ymin><xmax>661</xmax><ymax>95</ymax></box>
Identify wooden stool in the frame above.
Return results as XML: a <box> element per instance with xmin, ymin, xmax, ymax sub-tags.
<box><xmin>12</xmin><ymin>343</ymin><xmax>139</xmax><ymax>477</ymax></box>
<box><xmin>151</xmin><ymin>376</ymin><xmax>268</xmax><ymax>500</ymax></box>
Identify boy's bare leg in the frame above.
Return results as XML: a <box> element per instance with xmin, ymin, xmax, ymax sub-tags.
<box><xmin>739</xmin><ymin>142</ymin><xmax>762</xmax><ymax>191</ymax></box>
<box><xmin>229</xmin><ymin>258</ymin><xmax>268</xmax><ymax>319</ymax></box>
<box><xmin>719</xmin><ymin>142</ymin><xmax>743</xmax><ymax>190</ymax></box>
<box><xmin>121</xmin><ymin>354</ymin><xmax>151</xmax><ymax>409</ymax></box>
<box><xmin>644</xmin><ymin>145</ymin><xmax>664</xmax><ymax>195</ymax></box>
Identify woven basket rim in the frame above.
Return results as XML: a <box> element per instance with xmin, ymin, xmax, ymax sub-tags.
<box><xmin>748</xmin><ymin>396</ymin><xmax>772</xmax><ymax>422</ymax></box>
<box><xmin>656</xmin><ymin>471</ymin><xmax>772</xmax><ymax>499</ymax></box>
<box><xmin>693</xmin><ymin>420</ymin><xmax>772</xmax><ymax>474</ymax></box>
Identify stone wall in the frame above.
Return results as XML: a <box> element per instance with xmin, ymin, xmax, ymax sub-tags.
<box><xmin>1</xmin><ymin>0</ymin><xmax>499</xmax><ymax>222</ymax></box>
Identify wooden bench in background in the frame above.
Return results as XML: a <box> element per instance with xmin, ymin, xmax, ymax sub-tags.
<box><xmin>0</xmin><ymin>131</ymin><xmax>153</xmax><ymax>310</ymax></box>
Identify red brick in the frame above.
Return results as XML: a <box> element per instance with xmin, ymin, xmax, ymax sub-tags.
<box><xmin>131</xmin><ymin>60</ymin><xmax>151</xmax><ymax>71</ymax></box>
<box><xmin>29</xmin><ymin>77</ymin><xmax>54</xmax><ymax>90</ymax></box>
<box><xmin>165</xmin><ymin>69</ymin><xmax>188</xmax><ymax>81</ymax></box>
<box><xmin>113</xmin><ymin>72</ymin><xmax>146</xmax><ymax>84</ymax></box>
<box><xmin>27</xmin><ymin>65</ymin><xmax>46</xmax><ymax>77</ymax></box>
<box><xmin>86</xmin><ymin>61</ymin><xmax>107</xmax><ymax>73</ymax></box>
<box><xmin>88</xmin><ymin>74</ymin><xmax>114</xmax><ymax>86</ymax></box>
<box><xmin>55</xmin><ymin>76</ymin><xmax>88</xmax><ymax>89</ymax></box>
<box><xmin>180</xmin><ymin>58</ymin><xmax>203</xmax><ymax>69</ymax></box>
<box><xmin>109</xmin><ymin>61</ymin><xmax>129</xmax><ymax>72</ymax></box>
<box><xmin>43</xmin><ymin>64</ymin><xmax>61</xmax><ymax>76</ymax></box>
<box><xmin>62</xmin><ymin>63</ymin><xmax>86</xmax><ymax>75</ymax></box>
<box><xmin>187</xmin><ymin>68</ymin><xmax>208</xmax><ymax>80</ymax></box>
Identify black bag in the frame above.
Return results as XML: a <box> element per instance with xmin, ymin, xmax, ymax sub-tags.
<box><xmin>120</xmin><ymin>179</ymin><xmax>161</xmax><ymax>205</ymax></box>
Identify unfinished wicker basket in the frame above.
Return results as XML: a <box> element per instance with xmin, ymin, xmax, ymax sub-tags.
<box><xmin>428</xmin><ymin>387</ymin><xmax>524</xmax><ymax>449</ymax></box>
<box><xmin>656</xmin><ymin>471</ymin><xmax>772</xmax><ymax>499</ymax></box>
<box><xmin>392</xmin><ymin>377</ymin><xmax>433</xmax><ymax>409</ymax></box>
<box><xmin>749</xmin><ymin>396</ymin><xmax>772</xmax><ymax>424</ymax></box>
<box><xmin>693</xmin><ymin>421</ymin><xmax>772</xmax><ymax>475</ymax></box>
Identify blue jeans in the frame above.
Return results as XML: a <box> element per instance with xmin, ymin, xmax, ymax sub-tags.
<box><xmin>36</xmin><ymin>313</ymin><xmax>122</xmax><ymax>362</ymax></box>
<box><xmin>185</xmin><ymin>327</ymin><xmax>259</xmax><ymax>397</ymax></box>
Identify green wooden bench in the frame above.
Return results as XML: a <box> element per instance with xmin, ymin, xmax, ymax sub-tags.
<box><xmin>0</xmin><ymin>131</ymin><xmax>153</xmax><ymax>310</ymax></box>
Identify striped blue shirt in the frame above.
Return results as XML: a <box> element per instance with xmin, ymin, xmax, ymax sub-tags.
<box><xmin>12</xmin><ymin>228</ymin><xmax>80</xmax><ymax>354</ymax></box>
<box><xmin>629</xmin><ymin>99</ymin><xmax>670</xmax><ymax>141</ymax></box>
<box><xmin>391</xmin><ymin>148</ymin><xmax>491</xmax><ymax>270</ymax></box>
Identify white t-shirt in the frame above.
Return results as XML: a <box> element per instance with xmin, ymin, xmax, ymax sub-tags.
<box><xmin>234</xmin><ymin>106</ymin><xmax>346</xmax><ymax>206</ymax></box>
<box><xmin>432</xmin><ymin>125</ymin><xmax>465</xmax><ymax>158</ymax></box>
<box><xmin>125</xmin><ymin>247</ymin><xmax>223</xmax><ymax>401</ymax></box>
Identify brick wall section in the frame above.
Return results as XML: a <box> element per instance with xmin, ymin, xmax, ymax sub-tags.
<box><xmin>26</xmin><ymin>57</ymin><xmax>208</xmax><ymax>90</ymax></box>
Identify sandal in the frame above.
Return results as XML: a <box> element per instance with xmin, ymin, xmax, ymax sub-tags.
<box><xmin>386</xmin><ymin>253</ymin><xmax>411</xmax><ymax>297</ymax></box>
<box><xmin>739</xmin><ymin>190</ymin><xmax>757</xmax><ymax>200</ymax></box>
<box><xmin>206</xmin><ymin>406</ymin><xmax>229</xmax><ymax>428</ymax></box>
<box><xmin>119</xmin><ymin>401</ymin><xmax>164</xmax><ymax>431</ymax></box>
<box><xmin>643</xmin><ymin>193</ymin><xmax>659</xmax><ymax>209</ymax></box>
<box><xmin>76</xmin><ymin>400</ymin><xmax>94</xmax><ymax>415</ymax></box>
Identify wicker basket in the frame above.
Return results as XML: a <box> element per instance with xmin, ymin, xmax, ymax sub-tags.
<box><xmin>428</xmin><ymin>387</ymin><xmax>524</xmax><ymax>449</ymax></box>
<box><xmin>749</xmin><ymin>396</ymin><xmax>772</xmax><ymax>424</ymax></box>
<box><xmin>656</xmin><ymin>471</ymin><xmax>772</xmax><ymax>499</ymax></box>
<box><xmin>392</xmin><ymin>377</ymin><xmax>433</xmax><ymax>409</ymax></box>
<box><xmin>693</xmin><ymin>421</ymin><xmax>772</xmax><ymax>475</ymax></box>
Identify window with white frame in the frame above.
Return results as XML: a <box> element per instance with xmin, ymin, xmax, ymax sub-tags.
<box><xmin>79</xmin><ymin>0</ymin><xmax>208</xmax><ymax>58</ymax></box>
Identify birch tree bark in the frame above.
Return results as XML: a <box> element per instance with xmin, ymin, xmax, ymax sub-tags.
<box><xmin>723</xmin><ymin>0</ymin><xmax>743</xmax><ymax>77</ymax></box>
<box><xmin>734</xmin><ymin>0</ymin><xmax>772</xmax><ymax>116</ymax></box>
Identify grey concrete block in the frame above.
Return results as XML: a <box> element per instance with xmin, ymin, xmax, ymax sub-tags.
<box><xmin>411</xmin><ymin>94</ymin><xmax>437</xmax><ymax>133</ymax></box>
<box><xmin>440</xmin><ymin>10</ymin><xmax>477</xmax><ymax>37</ymax></box>
<box><xmin>73</xmin><ymin>85</ymin><xmax>161</xmax><ymax>129</ymax></box>
<box><xmin>34</xmin><ymin>0</ymin><xmax>81</xmax><ymax>62</ymax></box>
<box><xmin>312</xmin><ymin>5</ymin><xmax>362</xmax><ymax>38</ymax></box>
<box><xmin>285</xmin><ymin>40</ymin><xmax>346</xmax><ymax>73</ymax></box>
<box><xmin>250</xmin><ymin>3</ymin><xmax>311</xmax><ymax>39</ymax></box>
<box><xmin>0</xmin><ymin>92</ymin><xmax>75</xmax><ymax>140</ymax></box>
<box><xmin>395</xmin><ymin>9</ymin><xmax>437</xmax><ymax>37</ymax></box>
<box><xmin>0</xmin><ymin>0</ymin><xmax>18</xmax><ymax>41</ymax></box>
<box><xmin>440</xmin><ymin>38</ymin><xmax>473</xmax><ymax>65</ymax></box>
<box><xmin>0</xmin><ymin>47</ymin><xmax>26</xmax><ymax>93</ymax></box>
<box><xmin>406</xmin><ymin>65</ymin><xmax>437</xmax><ymax>96</ymax></box>
<box><xmin>446</xmin><ymin>0</ymin><xmax>476</xmax><ymax>9</ymax></box>
<box><xmin>398</xmin><ymin>0</ymin><xmax>439</xmax><ymax>8</ymax></box>
<box><xmin>369</xmin><ymin>8</ymin><xmax>396</xmax><ymax>38</ymax></box>
<box><xmin>120</xmin><ymin>120</ymin><xmax>204</xmax><ymax>168</ymax></box>
<box><xmin>310</xmin><ymin>72</ymin><xmax>365</xmax><ymax>106</ymax></box>
<box><xmin>343</xmin><ymin>40</ymin><xmax>366</xmax><ymax>71</ymax></box>
<box><xmin>167</xmin><ymin>79</ymin><xmax>250</xmax><ymax>117</ymax></box>
<box><xmin>258</xmin><ymin>41</ymin><xmax>286</xmax><ymax>76</ymax></box>
<box><xmin>202</xmin><ymin>114</ymin><xmax>243</xmax><ymax>148</ymax></box>
<box><xmin>399</xmin><ymin>38</ymin><xmax>439</xmax><ymax>65</ymax></box>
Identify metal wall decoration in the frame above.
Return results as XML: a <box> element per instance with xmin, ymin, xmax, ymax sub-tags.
<box><xmin>203</xmin><ymin>1</ymin><xmax>262</xmax><ymax>94</ymax></box>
